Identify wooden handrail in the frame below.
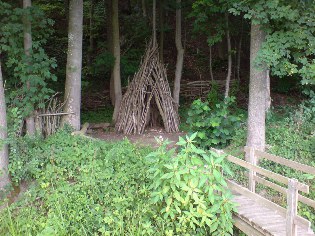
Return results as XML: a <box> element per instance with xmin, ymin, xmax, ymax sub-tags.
<box><xmin>244</xmin><ymin>147</ymin><xmax>315</xmax><ymax>175</ymax></box>
<box><xmin>212</xmin><ymin>148</ymin><xmax>314</xmax><ymax>235</ymax></box>
<box><xmin>225</xmin><ymin>154</ymin><xmax>309</xmax><ymax>193</ymax></box>
<box><xmin>254</xmin><ymin>176</ymin><xmax>315</xmax><ymax>208</ymax></box>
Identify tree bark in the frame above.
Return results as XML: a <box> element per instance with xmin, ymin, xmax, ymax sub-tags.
<box><xmin>159</xmin><ymin>0</ymin><xmax>164</xmax><ymax>63</ymax></box>
<box><xmin>106</xmin><ymin>0</ymin><xmax>115</xmax><ymax>106</ymax></box>
<box><xmin>152</xmin><ymin>0</ymin><xmax>157</xmax><ymax>46</ymax></box>
<box><xmin>266</xmin><ymin>69</ymin><xmax>271</xmax><ymax>111</ymax></box>
<box><xmin>237</xmin><ymin>19</ymin><xmax>243</xmax><ymax>83</ymax></box>
<box><xmin>23</xmin><ymin>0</ymin><xmax>35</xmax><ymax>136</ymax></box>
<box><xmin>142</xmin><ymin>0</ymin><xmax>147</xmax><ymax>17</ymax></box>
<box><xmin>224</xmin><ymin>13</ymin><xmax>232</xmax><ymax>98</ymax></box>
<box><xmin>62</xmin><ymin>0</ymin><xmax>83</xmax><ymax>131</ymax></box>
<box><xmin>88</xmin><ymin>0</ymin><xmax>94</xmax><ymax>66</ymax></box>
<box><xmin>246</xmin><ymin>22</ymin><xmax>267</xmax><ymax>158</ymax></box>
<box><xmin>111</xmin><ymin>0</ymin><xmax>122</xmax><ymax>123</ymax></box>
<box><xmin>209</xmin><ymin>45</ymin><xmax>214</xmax><ymax>81</ymax></box>
<box><xmin>173</xmin><ymin>0</ymin><xmax>184</xmax><ymax>107</ymax></box>
<box><xmin>0</xmin><ymin>60</ymin><xmax>10</xmax><ymax>191</ymax></box>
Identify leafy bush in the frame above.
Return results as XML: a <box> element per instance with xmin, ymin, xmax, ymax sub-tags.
<box><xmin>2</xmin><ymin>130</ymin><xmax>154</xmax><ymax>235</ymax></box>
<box><xmin>1</xmin><ymin>131</ymin><xmax>236</xmax><ymax>235</ymax></box>
<box><xmin>186</xmin><ymin>97</ymin><xmax>243</xmax><ymax>148</ymax></box>
<box><xmin>147</xmin><ymin>133</ymin><xmax>235</xmax><ymax>235</ymax></box>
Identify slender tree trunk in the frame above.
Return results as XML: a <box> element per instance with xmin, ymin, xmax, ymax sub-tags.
<box><xmin>159</xmin><ymin>0</ymin><xmax>164</xmax><ymax>63</ymax></box>
<box><xmin>266</xmin><ymin>69</ymin><xmax>271</xmax><ymax>111</ymax></box>
<box><xmin>62</xmin><ymin>0</ymin><xmax>83</xmax><ymax>131</ymax></box>
<box><xmin>209</xmin><ymin>45</ymin><xmax>214</xmax><ymax>81</ymax></box>
<box><xmin>224</xmin><ymin>13</ymin><xmax>232</xmax><ymax>98</ymax></box>
<box><xmin>152</xmin><ymin>0</ymin><xmax>157</xmax><ymax>46</ymax></box>
<box><xmin>173</xmin><ymin>0</ymin><xmax>184</xmax><ymax>107</ymax></box>
<box><xmin>23</xmin><ymin>0</ymin><xmax>35</xmax><ymax>136</ymax></box>
<box><xmin>246</xmin><ymin>22</ymin><xmax>267</xmax><ymax>158</ymax></box>
<box><xmin>111</xmin><ymin>0</ymin><xmax>122</xmax><ymax>123</ymax></box>
<box><xmin>237</xmin><ymin>19</ymin><xmax>243</xmax><ymax>83</ymax></box>
<box><xmin>106</xmin><ymin>0</ymin><xmax>115</xmax><ymax>106</ymax></box>
<box><xmin>0</xmin><ymin>60</ymin><xmax>10</xmax><ymax>191</ymax></box>
<box><xmin>142</xmin><ymin>0</ymin><xmax>147</xmax><ymax>17</ymax></box>
<box><xmin>88</xmin><ymin>0</ymin><xmax>94</xmax><ymax>66</ymax></box>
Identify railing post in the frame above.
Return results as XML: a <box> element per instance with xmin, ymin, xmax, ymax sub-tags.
<box><xmin>248</xmin><ymin>147</ymin><xmax>256</xmax><ymax>193</ymax></box>
<box><xmin>286</xmin><ymin>179</ymin><xmax>298</xmax><ymax>236</ymax></box>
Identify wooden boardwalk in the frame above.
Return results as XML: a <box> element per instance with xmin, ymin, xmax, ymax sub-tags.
<box><xmin>213</xmin><ymin>148</ymin><xmax>315</xmax><ymax>236</ymax></box>
<box><xmin>233</xmin><ymin>195</ymin><xmax>314</xmax><ymax>236</ymax></box>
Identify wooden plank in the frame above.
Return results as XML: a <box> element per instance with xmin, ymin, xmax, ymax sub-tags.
<box><xmin>245</xmin><ymin>147</ymin><xmax>315</xmax><ymax>175</ymax></box>
<box><xmin>255</xmin><ymin>176</ymin><xmax>315</xmax><ymax>208</ymax></box>
<box><xmin>233</xmin><ymin>215</ymin><xmax>266</xmax><ymax>236</ymax></box>
<box><xmin>248</xmin><ymin>147</ymin><xmax>257</xmax><ymax>192</ymax></box>
<box><xmin>227</xmin><ymin>180</ymin><xmax>311</xmax><ymax>229</ymax></box>
<box><xmin>286</xmin><ymin>179</ymin><xmax>298</xmax><ymax>236</ymax></box>
<box><xmin>226</xmin><ymin>154</ymin><xmax>309</xmax><ymax>193</ymax></box>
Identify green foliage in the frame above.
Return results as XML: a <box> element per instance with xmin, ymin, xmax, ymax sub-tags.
<box><xmin>0</xmin><ymin>2</ymin><xmax>57</xmax><ymax>117</ymax></box>
<box><xmin>230</xmin><ymin>0</ymin><xmax>315</xmax><ymax>88</ymax></box>
<box><xmin>2</xmin><ymin>130</ymin><xmax>156</xmax><ymax>235</ymax></box>
<box><xmin>81</xmin><ymin>107</ymin><xmax>114</xmax><ymax>124</ymax></box>
<box><xmin>146</xmin><ymin>134</ymin><xmax>235</xmax><ymax>235</ymax></box>
<box><xmin>187</xmin><ymin>97</ymin><xmax>243</xmax><ymax>148</ymax></box>
<box><xmin>1</xmin><ymin>131</ymin><xmax>236</xmax><ymax>235</ymax></box>
<box><xmin>91</xmin><ymin>50</ymin><xmax>115</xmax><ymax>78</ymax></box>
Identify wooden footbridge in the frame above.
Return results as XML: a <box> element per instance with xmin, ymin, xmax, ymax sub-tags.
<box><xmin>214</xmin><ymin>147</ymin><xmax>315</xmax><ymax>236</ymax></box>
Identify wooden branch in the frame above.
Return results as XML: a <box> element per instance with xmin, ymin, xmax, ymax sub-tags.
<box><xmin>37</xmin><ymin>112</ymin><xmax>75</xmax><ymax>117</ymax></box>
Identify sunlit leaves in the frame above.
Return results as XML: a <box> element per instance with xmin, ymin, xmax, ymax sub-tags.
<box><xmin>146</xmin><ymin>134</ymin><xmax>235</xmax><ymax>234</ymax></box>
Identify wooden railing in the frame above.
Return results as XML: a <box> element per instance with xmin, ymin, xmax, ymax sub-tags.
<box><xmin>214</xmin><ymin>147</ymin><xmax>315</xmax><ymax>236</ymax></box>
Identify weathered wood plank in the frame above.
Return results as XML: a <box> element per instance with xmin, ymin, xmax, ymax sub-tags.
<box><xmin>254</xmin><ymin>176</ymin><xmax>315</xmax><ymax>208</ymax></box>
<box><xmin>233</xmin><ymin>215</ymin><xmax>266</xmax><ymax>236</ymax></box>
<box><xmin>248</xmin><ymin>147</ymin><xmax>257</xmax><ymax>192</ymax></box>
<box><xmin>244</xmin><ymin>147</ymin><xmax>315</xmax><ymax>175</ymax></box>
<box><xmin>228</xmin><ymin>180</ymin><xmax>311</xmax><ymax>228</ymax></box>
<box><xmin>225</xmin><ymin>154</ymin><xmax>309</xmax><ymax>193</ymax></box>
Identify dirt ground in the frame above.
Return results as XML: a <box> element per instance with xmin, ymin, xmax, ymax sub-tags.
<box><xmin>90</xmin><ymin>126</ymin><xmax>186</xmax><ymax>149</ymax></box>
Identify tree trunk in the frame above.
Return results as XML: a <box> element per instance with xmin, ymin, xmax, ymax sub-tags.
<box><xmin>224</xmin><ymin>13</ymin><xmax>232</xmax><ymax>98</ymax></box>
<box><xmin>246</xmin><ymin>22</ymin><xmax>267</xmax><ymax>158</ymax></box>
<box><xmin>142</xmin><ymin>0</ymin><xmax>147</xmax><ymax>17</ymax></box>
<box><xmin>106</xmin><ymin>0</ymin><xmax>115</xmax><ymax>106</ymax></box>
<box><xmin>209</xmin><ymin>45</ymin><xmax>214</xmax><ymax>81</ymax></box>
<box><xmin>173</xmin><ymin>0</ymin><xmax>184</xmax><ymax>107</ymax></box>
<box><xmin>23</xmin><ymin>0</ymin><xmax>35</xmax><ymax>136</ymax></box>
<box><xmin>237</xmin><ymin>19</ymin><xmax>243</xmax><ymax>83</ymax></box>
<box><xmin>62</xmin><ymin>0</ymin><xmax>83</xmax><ymax>131</ymax></box>
<box><xmin>0</xmin><ymin>60</ymin><xmax>10</xmax><ymax>191</ymax></box>
<box><xmin>266</xmin><ymin>69</ymin><xmax>271</xmax><ymax>111</ymax></box>
<box><xmin>88</xmin><ymin>0</ymin><xmax>94</xmax><ymax>66</ymax></box>
<box><xmin>152</xmin><ymin>0</ymin><xmax>157</xmax><ymax>46</ymax></box>
<box><xmin>159</xmin><ymin>0</ymin><xmax>164</xmax><ymax>63</ymax></box>
<box><xmin>111</xmin><ymin>0</ymin><xmax>122</xmax><ymax>123</ymax></box>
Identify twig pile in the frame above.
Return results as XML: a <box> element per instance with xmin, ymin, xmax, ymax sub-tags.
<box><xmin>35</xmin><ymin>94</ymin><xmax>67</xmax><ymax>137</ymax></box>
<box><xmin>115</xmin><ymin>43</ymin><xmax>179</xmax><ymax>134</ymax></box>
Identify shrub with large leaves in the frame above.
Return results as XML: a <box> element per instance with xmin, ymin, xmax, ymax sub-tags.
<box><xmin>187</xmin><ymin>96</ymin><xmax>243</xmax><ymax>148</ymax></box>
<box><xmin>147</xmin><ymin>134</ymin><xmax>235</xmax><ymax>235</ymax></box>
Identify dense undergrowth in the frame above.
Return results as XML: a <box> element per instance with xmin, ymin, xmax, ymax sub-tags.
<box><xmin>1</xmin><ymin>131</ymin><xmax>235</xmax><ymax>236</ymax></box>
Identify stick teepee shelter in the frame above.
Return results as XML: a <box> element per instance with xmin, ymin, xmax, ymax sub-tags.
<box><xmin>115</xmin><ymin>43</ymin><xmax>180</xmax><ymax>134</ymax></box>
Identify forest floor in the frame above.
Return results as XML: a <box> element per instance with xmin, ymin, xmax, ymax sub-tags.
<box><xmin>90</xmin><ymin>126</ymin><xmax>185</xmax><ymax>149</ymax></box>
